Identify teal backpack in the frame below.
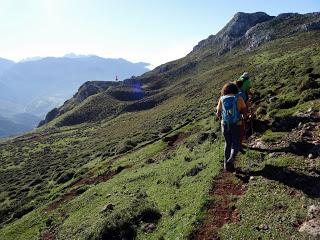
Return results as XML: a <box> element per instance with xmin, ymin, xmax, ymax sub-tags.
<box><xmin>221</xmin><ymin>95</ymin><xmax>240</xmax><ymax>125</ymax></box>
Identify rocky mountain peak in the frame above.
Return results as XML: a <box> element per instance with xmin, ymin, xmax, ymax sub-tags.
<box><xmin>216</xmin><ymin>12</ymin><xmax>274</xmax><ymax>41</ymax></box>
<box><xmin>192</xmin><ymin>11</ymin><xmax>320</xmax><ymax>55</ymax></box>
<box><xmin>192</xmin><ymin>12</ymin><xmax>274</xmax><ymax>53</ymax></box>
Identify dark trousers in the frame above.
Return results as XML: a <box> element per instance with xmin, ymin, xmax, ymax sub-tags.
<box><xmin>222</xmin><ymin>123</ymin><xmax>240</xmax><ymax>167</ymax></box>
<box><xmin>239</xmin><ymin>120</ymin><xmax>245</xmax><ymax>144</ymax></box>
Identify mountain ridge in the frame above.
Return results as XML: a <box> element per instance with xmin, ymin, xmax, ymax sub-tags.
<box><xmin>191</xmin><ymin>11</ymin><xmax>320</xmax><ymax>55</ymax></box>
<box><xmin>39</xmin><ymin>11</ymin><xmax>320</xmax><ymax>128</ymax></box>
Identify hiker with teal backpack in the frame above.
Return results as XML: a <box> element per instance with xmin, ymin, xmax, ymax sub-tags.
<box><xmin>216</xmin><ymin>82</ymin><xmax>247</xmax><ymax>172</ymax></box>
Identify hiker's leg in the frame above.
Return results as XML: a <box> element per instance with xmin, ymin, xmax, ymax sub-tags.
<box><xmin>222</xmin><ymin>124</ymin><xmax>232</xmax><ymax>168</ymax></box>
<box><xmin>239</xmin><ymin>120</ymin><xmax>246</xmax><ymax>154</ymax></box>
<box><xmin>239</xmin><ymin>120</ymin><xmax>245</xmax><ymax>145</ymax></box>
<box><xmin>229</xmin><ymin>124</ymin><xmax>241</xmax><ymax>162</ymax></box>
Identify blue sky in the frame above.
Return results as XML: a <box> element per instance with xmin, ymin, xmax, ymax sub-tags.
<box><xmin>0</xmin><ymin>0</ymin><xmax>319</xmax><ymax>66</ymax></box>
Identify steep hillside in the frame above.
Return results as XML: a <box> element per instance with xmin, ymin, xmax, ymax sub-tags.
<box><xmin>0</xmin><ymin>12</ymin><xmax>319</xmax><ymax>240</ymax></box>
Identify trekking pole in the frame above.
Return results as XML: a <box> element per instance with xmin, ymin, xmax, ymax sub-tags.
<box><xmin>218</xmin><ymin>134</ymin><xmax>222</xmax><ymax>168</ymax></box>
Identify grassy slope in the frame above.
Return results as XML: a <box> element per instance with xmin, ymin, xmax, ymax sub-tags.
<box><xmin>1</xmin><ymin>119</ymin><xmax>222</xmax><ymax>239</ymax></box>
<box><xmin>0</xmin><ymin>31</ymin><xmax>320</xmax><ymax>239</ymax></box>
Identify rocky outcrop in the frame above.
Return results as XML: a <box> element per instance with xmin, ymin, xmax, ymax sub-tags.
<box><xmin>192</xmin><ymin>12</ymin><xmax>274</xmax><ymax>53</ymax></box>
<box><xmin>38</xmin><ymin>108</ymin><xmax>60</xmax><ymax>127</ymax></box>
<box><xmin>192</xmin><ymin>11</ymin><xmax>320</xmax><ymax>55</ymax></box>
<box><xmin>245</xmin><ymin>12</ymin><xmax>320</xmax><ymax>50</ymax></box>
<box><xmin>299</xmin><ymin>205</ymin><xmax>320</xmax><ymax>237</ymax></box>
<box><xmin>38</xmin><ymin>81</ymin><xmax>119</xmax><ymax>126</ymax></box>
<box><xmin>215</xmin><ymin>12</ymin><xmax>273</xmax><ymax>51</ymax></box>
<box><xmin>72</xmin><ymin>81</ymin><xmax>118</xmax><ymax>103</ymax></box>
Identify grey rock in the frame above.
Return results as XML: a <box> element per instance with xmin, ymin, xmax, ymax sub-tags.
<box><xmin>268</xmin><ymin>152</ymin><xmax>276</xmax><ymax>158</ymax></box>
<box><xmin>101</xmin><ymin>203</ymin><xmax>115</xmax><ymax>212</ymax></box>
<box><xmin>308</xmin><ymin>205</ymin><xmax>320</xmax><ymax>219</ymax></box>
<box><xmin>308</xmin><ymin>153</ymin><xmax>315</xmax><ymax>159</ymax></box>
<box><xmin>258</xmin><ymin>223</ymin><xmax>269</xmax><ymax>231</ymax></box>
<box><xmin>142</xmin><ymin>223</ymin><xmax>156</xmax><ymax>233</ymax></box>
<box><xmin>299</xmin><ymin>219</ymin><xmax>320</xmax><ymax>236</ymax></box>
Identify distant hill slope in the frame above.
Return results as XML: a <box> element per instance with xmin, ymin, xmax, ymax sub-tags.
<box><xmin>0</xmin><ymin>12</ymin><xmax>319</xmax><ymax>240</ymax></box>
<box><xmin>0</xmin><ymin>56</ymin><xmax>149</xmax><ymax>137</ymax></box>
<box><xmin>0</xmin><ymin>58</ymin><xmax>14</xmax><ymax>73</ymax></box>
<box><xmin>0</xmin><ymin>113</ymin><xmax>41</xmax><ymax>138</ymax></box>
<box><xmin>0</xmin><ymin>115</ymin><xmax>31</xmax><ymax>138</ymax></box>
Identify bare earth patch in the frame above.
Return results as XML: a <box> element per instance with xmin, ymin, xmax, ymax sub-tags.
<box><xmin>194</xmin><ymin>171</ymin><xmax>246</xmax><ymax>240</ymax></box>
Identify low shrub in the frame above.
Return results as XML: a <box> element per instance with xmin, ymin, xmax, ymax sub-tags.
<box><xmin>299</xmin><ymin>77</ymin><xmax>319</xmax><ymax>92</ymax></box>
<box><xmin>269</xmin><ymin>97</ymin><xmax>299</xmax><ymax>110</ymax></box>
<box><xmin>300</xmin><ymin>89</ymin><xmax>320</xmax><ymax>102</ymax></box>
<box><xmin>56</xmin><ymin>171</ymin><xmax>75</xmax><ymax>184</ymax></box>
<box><xmin>116</xmin><ymin>140</ymin><xmax>137</xmax><ymax>154</ymax></box>
<box><xmin>93</xmin><ymin>198</ymin><xmax>161</xmax><ymax>240</ymax></box>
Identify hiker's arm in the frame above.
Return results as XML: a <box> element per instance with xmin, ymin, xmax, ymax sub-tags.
<box><xmin>238</xmin><ymin>97</ymin><xmax>248</xmax><ymax>119</ymax></box>
<box><xmin>215</xmin><ymin>98</ymin><xmax>222</xmax><ymax>121</ymax></box>
<box><xmin>242</xmin><ymin>107</ymin><xmax>248</xmax><ymax>119</ymax></box>
<box><xmin>247</xmin><ymin>89</ymin><xmax>253</xmax><ymax>101</ymax></box>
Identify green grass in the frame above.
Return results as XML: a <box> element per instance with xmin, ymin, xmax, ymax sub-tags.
<box><xmin>264</xmin><ymin>154</ymin><xmax>310</xmax><ymax>172</ymax></box>
<box><xmin>260</xmin><ymin>130</ymin><xmax>287</xmax><ymax>143</ymax></box>
<box><xmin>1</xmin><ymin>126</ymin><xmax>222</xmax><ymax>240</ymax></box>
<box><xmin>219</xmin><ymin>175</ymin><xmax>316</xmax><ymax>239</ymax></box>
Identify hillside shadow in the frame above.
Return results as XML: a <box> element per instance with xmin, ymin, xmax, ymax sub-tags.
<box><xmin>237</xmin><ymin>165</ymin><xmax>320</xmax><ymax>198</ymax></box>
<box><xmin>249</xmin><ymin>141</ymin><xmax>319</xmax><ymax>157</ymax></box>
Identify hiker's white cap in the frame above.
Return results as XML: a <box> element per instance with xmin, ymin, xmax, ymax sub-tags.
<box><xmin>241</xmin><ymin>72</ymin><xmax>249</xmax><ymax>78</ymax></box>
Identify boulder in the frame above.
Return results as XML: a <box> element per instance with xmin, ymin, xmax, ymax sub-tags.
<box><xmin>308</xmin><ymin>205</ymin><xmax>320</xmax><ymax>219</ymax></box>
<box><xmin>299</xmin><ymin>219</ymin><xmax>320</xmax><ymax>237</ymax></box>
<box><xmin>101</xmin><ymin>203</ymin><xmax>115</xmax><ymax>213</ymax></box>
<box><xmin>142</xmin><ymin>223</ymin><xmax>156</xmax><ymax>233</ymax></box>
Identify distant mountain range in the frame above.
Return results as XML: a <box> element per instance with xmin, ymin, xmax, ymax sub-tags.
<box><xmin>0</xmin><ymin>55</ymin><xmax>150</xmax><ymax>137</ymax></box>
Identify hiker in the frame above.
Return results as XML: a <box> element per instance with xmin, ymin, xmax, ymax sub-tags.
<box><xmin>235</xmin><ymin>79</ymin><xmax>249</xmax><ymax>153</ymax></box>
<box><xmin>216</xmin><ymin>82</ymin><xmax>247</xmax><ymax>172</ymax></box>
<box><xmin>238</xmin><ymin>72</ymin><xmax>252</xmax><ymax>102</ymax></box>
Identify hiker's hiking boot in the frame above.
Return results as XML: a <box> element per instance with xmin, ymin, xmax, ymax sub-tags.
<box><xmin>239</xmin><ymin>146</ymin><xmax>246</xmax><ymax>154</ymax></box>
<box><xmin>226</xmin><ymin>162</ymin><xmax>235</xmax><ymax>172</ymax></box>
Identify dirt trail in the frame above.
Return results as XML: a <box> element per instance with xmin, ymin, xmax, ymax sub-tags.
<box><xmin>39</xmin><ymin>225</ymin><xmax>57</xmax><ymax>240</ymax></box>
<box><xmin>194</xmin><ymin>171</ymin><xmax>247</xmax><ymax>240</ymax></box>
